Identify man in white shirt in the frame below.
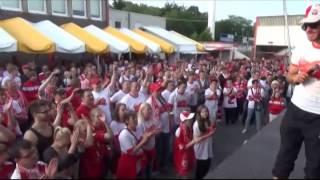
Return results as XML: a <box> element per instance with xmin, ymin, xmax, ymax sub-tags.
<box><xmin>91</xmin><ymin>64</ymin><xmax>117</xmax><ymax>125</ymax></box>
<box><xmin>273</xmin><ymin>5</ymin><xmax>320</xmax><ymax>179</ymax></box>
<box><xmin>120</xmin><ymin>81</ymin><xmax>145</xmax><ymax>112</ymax></box>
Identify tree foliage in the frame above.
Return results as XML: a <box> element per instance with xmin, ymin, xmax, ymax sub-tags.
<box><xmin>111</xmin><ymin>1</ymin><xmax>253</xmax><ymax>42</ymax></box>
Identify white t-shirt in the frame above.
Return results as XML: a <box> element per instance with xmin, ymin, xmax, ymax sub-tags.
<box><xmin>11</xmin><ymin>162</ymin><xmax>46</xmax><ymax>179</ymax></box>
<box><xmin>291</xmin><ymin>41</ymin><xmax>320</xmax><ymax>115</ymax></box>
<box><xmin>120</xmin><ymin>93</ymin><xmax>145</xmax><ymax>112</ymax></box>
<box><xmin>246</xmin><ymin>87</ymin><xmax>265</xmax><ymax>109</ymax></box>
<box><xmin>110</xmin><ymin>120</ymin><xmax>126</xmax><ymax>136</ymax></box>
<box><xmin>2</xmin><ymin>75</ymin><xmax>21</xmax><ymax>88</ymax></box>
<box><xmin>186</xmin><ymin>81</ymin><xmax>199</xmax><ymax>106</ymax></box>
<box><xmin>136</xmin><ymin>119</ymin><xmax>160</xmax><ymax>150</ymax></box>
<box><xmin>223</xmin><ymin>87</ymin><xmax>238</xmax><ymax>108</ymax></box>
<box><xmin>168</xmin><ymin>89</ymin><xmax>190</xmax><ymax>125</ymax></box>
<box><xmin>110</xmin><ymin>90</ymin><xmax>127</xmax><ymax>104</ymax></box>
<box><xmin>205</xmin><ymin>88</ymin><xmax>221</xmax><ymax>109</ymax></box>
<box><xmin>92</xmin><ymin>87</ymin><xmax>112</xmax><ymax>125</ymax></box>
<box><xmin>119</xmin><ymin>128</ymin><xmax>142</xmax><ymax>154</ymax></box>
<box><xmin>193</xmin><ymin>121</ymin><xmax>213</xmax><ymax>160</ymax></box>
<box><xmin>161</xmin><ymin>89</ymin><xmax>172</xmax><ymax>102</ymax></box>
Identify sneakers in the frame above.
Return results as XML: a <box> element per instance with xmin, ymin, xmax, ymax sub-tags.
<box><xmin>241</xmin><ymin>129</ymin><xmax>247</xmax><ymax>134</ymax></box>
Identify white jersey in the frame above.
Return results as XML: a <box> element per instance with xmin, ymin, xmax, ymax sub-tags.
<box><xmin>246</xmin><ymin>87</ymin><xmax>265</xmax><ymax>109</ymax></box>
<box><xmin>110</xmin><ymin>120</ymin><xmax>126</xmax><ymax>136</ymax></box>
<box><xmin>119</xmin><ymin>128</ymin><xmax>142</xmax><ymax>154</ymax></box>
<box><xmin>168</xmin><ymin>89</ymin><xmax>190</xmax><ymax>125</ymax></box>
<box><xmin>161</xmin><ymin>89</ymin><xmax>172</xmax><ymax>102</ymax></box>
<box><xmin>193</xmin><ymin>121</ymin><xmax>213</xmax><ymax>160</ymax></box>
<box><xmin>92</xmin><ymin>86</ymin><xmax>112</xmax><ymax>125</ymax></box>
<box><xmin>205</xmin><ymin>88</ymin><xmax>221</xmax><ymax>122</ymax></box>
<box><xmin>291</xmin><ymin>41</ymin><xmax>320</xmax><ymax>115</ymax></box>
<box><xmin>120</xmin><ymin>93</ymin><xmax>145</xmax><ymax>112</ymax></box>
<box><xmin>110</xmin><ymin>90</ymin><xmax>127</xmax><ymax>104</ymax></box>
<box><xmin>186</xmin><ymin>81</ymin><xmax>199</xmax><ymax>106</ymax></box>
<box><xmin>223</xmin><ymin>87</ymin><xmax>238</xmax><ymax>108</ymax></box>
<box><xmin>136</xmin><ymin>119</ymin><xmax>160</xmax><ymax>150</ymax></box>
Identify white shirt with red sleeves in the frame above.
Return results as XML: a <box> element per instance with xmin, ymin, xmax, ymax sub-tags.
<box><xmin>92</xmin><ymin>86</ymin><xmax>112</xmax><ymax>125</ymax></box>
<box><xmin>290</xmin><ymin>41</ymin><xmax>320</xmax><ymax>115</ymax></box>
<box><xmin>168</xmin><ymin>89</ymin><xmax>190</xmax><ymax>125</ymax></box>
<box><xmin>110</xmin><ymin>120</ymin><xmax>126</xmax><ymax>136</ymax></box>
<box><xmin>120</xmin><ymin>93</ymin><xmax>145</xmax><ymax>112</ymax></box>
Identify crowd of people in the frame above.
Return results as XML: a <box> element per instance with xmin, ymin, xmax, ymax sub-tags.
<box><xmin>0</xmin><ymin>54</ymin><xmax>288</xmax><ymax>179</ymax></box>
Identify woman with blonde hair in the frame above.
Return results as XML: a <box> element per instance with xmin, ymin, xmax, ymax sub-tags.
<box><xmin>43</xmin><ymin>126</ymin><xmax>80</xmax><ymax>178</ymax></box>
<box><xmin>79</xmin><ymin>107</ymin><xmax>113</xmax><ymax>178</ymax></box>
<box><xmin>137</xmin><ymin>103</ymin><xmax>161</xmax><ymax>178</ymax></box>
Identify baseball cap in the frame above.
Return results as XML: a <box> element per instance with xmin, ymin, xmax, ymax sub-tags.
<box><xmin>180</xmin><ymin>111</ymin><xmax>195</xmax><ymax>122</ymax></box>
<box><xmin>301</xmin><ymin>4</ymin><xmax>320</xmax><ymax>24</ymax></box>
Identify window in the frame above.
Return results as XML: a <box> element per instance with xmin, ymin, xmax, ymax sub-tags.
<box><xmin>115</xmin><ymin>21</ymin><xmax>121</xmax><ymax>28</ymax></box>
<box><xmin>72</xmin><ymin>0</ymin><xmax>86</xmax><ymax>18</ymax></box>
<box><xmin>0</xmin><ymin>0</ymin><xmax>22</xmax><ymax>11</ymax></box>
<box><xmin>52</xmin><ymin>0</ymin><xmax>67</xmax><ymax>16</ymax></box>
<box><xmin>28</xmin><ymin>0</ymin><xmax>47</xmax><ymax>14</ymax></box>
<box><xmin>90</xmin><ymin>0</ymin><xmax>101</xmax><ymax>20</ymax></box>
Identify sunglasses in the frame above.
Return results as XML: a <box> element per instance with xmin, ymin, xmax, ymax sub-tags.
<box><xmin>302</xmin><ymin>23</ymin><xmax>320</xmax><ymax>31</ymax></box>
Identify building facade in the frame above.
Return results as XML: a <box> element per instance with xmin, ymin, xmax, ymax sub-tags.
<box><xmin>0</xmin><ymin>0</ymin><xmax>166</xmax><ymax>29</ymax></box>
<box><xmin>0</xmin><ymin>0</ymin><xmax>109</xmax><ymax>27</ymax></box>
<box><xmin>109</xmin><ymin>8</ymin><xmax>166</xmax><ymax>29</ymax></box>
<box><xmin>253</xmin><ymin>15</ymin><xmax>306</xmax><ymax>59</ymax></box>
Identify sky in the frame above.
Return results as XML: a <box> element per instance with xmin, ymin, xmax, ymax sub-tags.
<box><xmin>122</xmin><ymin>0</ymin><xmax>313</xmax><ymax>22</ymax></box>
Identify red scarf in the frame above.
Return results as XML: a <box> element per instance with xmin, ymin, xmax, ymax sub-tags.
<box><xmin>151</xmin><ymin>96</ymin><xmax>161</xmax><ymax>121</ymax></box>
<box><xmin>18</xmin><ymin>163</ymin><xmax>45</xmax><ymax>179</ymax></box>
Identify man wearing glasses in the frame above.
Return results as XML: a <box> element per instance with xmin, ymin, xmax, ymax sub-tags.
<box><xmin>272</xmin><ymin>4</ymin><xmax>320</xmax><ymax>179</ymax></box>
<box><xmin>23</xmin><ymin>100</ymin><xmax>54</xmax><ymax>162</ymax></box>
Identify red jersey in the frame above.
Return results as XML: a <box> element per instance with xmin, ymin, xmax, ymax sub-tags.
<box><xmin>66</xmin><ymin>87</ymin><xmax>81</xmax><ymax>109</ymax></box>
<box><xmin>0</xmin><ymin>161</ymin><xmax>14</xmax><ymax>179</ymax></box>
<box><xmin>269</xmin><ymin>98</ymin><xmax>286</xmax><ymax>115</ymax></box>
<box><xmin>76</xmin><ymin>104</ymin><xmax>92</xmax><ymax>119</ymax></box>
<box><xmin>79</xmin><ymin>122</ymin><xmax>109</xmax><ymax>178</ymax></box>
<box><xmin>22</xmin><ymin>80</ymin><xmax>40</xmax><ymax>103</ymax></box>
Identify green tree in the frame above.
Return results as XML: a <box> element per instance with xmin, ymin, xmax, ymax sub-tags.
<box><xmin>198</xmin><ymin>28</ymin><xmax>213</xmax><ymax>41</ymax></box>
<box><xmin>112</xmin><ymin>0</ymin><xmax>126</xmax><ymax>10</ymax></box>
<box><xmin>215</xmin><ymin>15</ymin><xmax>253</xmax><ymax>42</ymax></box>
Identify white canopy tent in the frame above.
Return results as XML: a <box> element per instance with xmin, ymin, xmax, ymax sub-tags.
<box><xmin>0</xmin><ymin>28</ymin><xmax>17</xmax><ymax>52</ymax></box>
<box><xmin>33</xmin><ymin>20</ymin><xmax>85</xmax><ymax>53</ymax></box>
<box><xmin>233</xmin><ymin>50</ymin><xmax>250</xmax><ymax>60</ymax></box>
<box><xmin>120</xmin><ymin>28</ymin><xmax>161</xmax><ymax>54</ymax></box>
<box><xmin>84</xmin><ymin>25</ymin><xmax>130</xmax><ymax>54</ymax></box>
<box><xmin>142</xmin><ymin>26</ymin><xmax>197</xmax><ymax>53</ymax></box>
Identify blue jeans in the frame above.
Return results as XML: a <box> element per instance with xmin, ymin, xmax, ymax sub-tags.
<box><xmin>245</xmin><ymin>108</ymin><xmax>263</xmax><ymax>131</ymax></box>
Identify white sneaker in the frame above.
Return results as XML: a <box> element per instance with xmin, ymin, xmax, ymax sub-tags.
<box><xmin>241</xmin><ymin>129</ymin><xmax>247</xmax><ymax>134</ymax></box>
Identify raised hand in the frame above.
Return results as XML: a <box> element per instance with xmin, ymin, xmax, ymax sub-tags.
<box><xmin>45</xmin><ymin>158</ymin><xmax>58</xmax><ymax>178</ymax></box>
<box><xmin>53</xmin><ymin>69</ymin><xmax>60</xmax><ymax>75</ymax></box>
<box><xmin>3</xmin><ymin>97</ymin><xmax>13</xmax><ymax>113</ymax></box>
